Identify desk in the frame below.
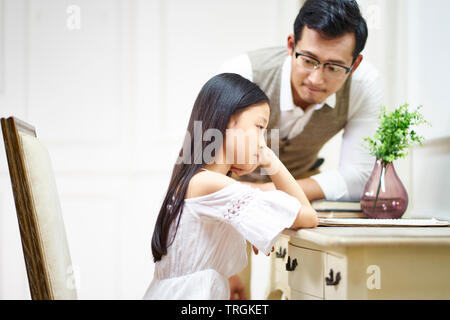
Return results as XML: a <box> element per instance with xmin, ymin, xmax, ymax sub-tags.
<box><xmin>266</xmin><ymin>227</ymin><xmax>450</xmax><ymax>299</ymax></box>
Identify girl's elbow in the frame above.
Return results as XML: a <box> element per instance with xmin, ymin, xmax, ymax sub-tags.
<box><xmin>290</xmin><ymin>207</ymin><xmax>318</xmax><ymax>229</ymax></box>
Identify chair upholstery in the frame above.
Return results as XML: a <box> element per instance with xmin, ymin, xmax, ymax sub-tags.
<box><xmin>1</xmin><ymin>117</ymin><xmax>77</xmax><ymax>300</ymax></box>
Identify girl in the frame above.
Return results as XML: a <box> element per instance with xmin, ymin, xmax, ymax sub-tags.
<box><xmin>143</xmin><ymin>73</ymin><xmax>318</xmax><ymax>300</ymax></box>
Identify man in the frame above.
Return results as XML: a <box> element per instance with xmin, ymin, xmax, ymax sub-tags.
<box><xmin>219</xmin><ymin>0</ymin><xmax>383</xmax><ymax>299</ymax></box>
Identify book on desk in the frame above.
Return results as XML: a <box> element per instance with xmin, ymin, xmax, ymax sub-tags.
<box><xmin>311</xmin><ymin>200</ymin><xmax>450</xmax><ymax>227</ymax></box>
<box><xmin>318</xmin><ymin>217</ymin><xmax>450</xmax><ymax>227</ymax></box>
<box><xmin>311</xmin><ymin>200</ymin><xmax>365</xmax><ymax>218</ymax></box>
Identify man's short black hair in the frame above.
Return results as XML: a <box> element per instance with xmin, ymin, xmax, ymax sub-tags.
<box><xmin>294</xmin><ymin>0</ymin><xmax>368</xmax><ymax>62</ymax></box>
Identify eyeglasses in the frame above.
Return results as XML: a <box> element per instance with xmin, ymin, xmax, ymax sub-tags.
<box><xmin>295</xmin><ymin>52</ymin><xmax>354</xmax><ymax>79</ymax></box>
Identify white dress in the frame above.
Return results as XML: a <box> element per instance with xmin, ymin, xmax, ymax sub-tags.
<box><xmin>143</xmin><ymin>171</ymin><xmax>302</xmax><ymax>300</ymax></box>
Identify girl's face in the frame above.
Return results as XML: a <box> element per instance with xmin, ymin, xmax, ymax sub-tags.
<box><xmin>225</xmin><ymin>102</ymin><xmax>270</xmax><ymax>175</ymax></box>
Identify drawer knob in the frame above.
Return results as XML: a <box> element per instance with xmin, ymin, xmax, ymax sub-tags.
<box><xmin>285</xmin><ymin>256</ymin><xmax>298</xmax><ymax>271</ymax></box>
<box><xmin>276</xmin><ymin>247</ymin><xmax>286</xmax><ymax>259</ymax></box>
<box><xmin>325</xmin><ymin>268</ymin><xmax>341</xmax><ymax>286</ymax></box>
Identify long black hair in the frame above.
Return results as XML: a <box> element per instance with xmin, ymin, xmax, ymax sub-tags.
<box><xmin>151</xmin><ymin>73</ymin><xmax>269</xmax><ymax>262</ymax></box>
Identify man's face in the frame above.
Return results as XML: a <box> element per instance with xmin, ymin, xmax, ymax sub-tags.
<box><xmin>287</xmin><ymin>26</ymin><xmax>362</xmax><ymax>108</ymax></box>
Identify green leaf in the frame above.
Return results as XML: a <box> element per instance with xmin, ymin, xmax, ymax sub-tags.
<box><xmin>362</xmin><ymin>104</ymin><xmax>431</xmax><ymax>161</ymax></box>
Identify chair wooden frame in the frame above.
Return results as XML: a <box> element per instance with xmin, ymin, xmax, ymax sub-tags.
<box><xmin>1</xmin><ymin>116</ymin><xmax>53</xmax><ymax>299</ymax></box>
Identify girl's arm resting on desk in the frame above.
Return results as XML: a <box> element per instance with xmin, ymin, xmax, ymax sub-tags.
<box><xmin>291</xmin><ymin>205</ymin><xmax>318</xmax><ymax>229</ymax></box>
<box><xmin>259</xmin><ymin>146</ymin><xmax>318</xmax><ymax>229</ymax></box>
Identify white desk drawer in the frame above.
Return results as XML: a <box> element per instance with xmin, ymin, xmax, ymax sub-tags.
<box><xmin>287</xmin><ymin>244</ymin><xmax>325</xmax><ymax>298</ymax></box>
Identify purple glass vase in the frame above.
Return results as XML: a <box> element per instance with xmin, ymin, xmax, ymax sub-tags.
<box><xmin>360</xmin><ymin>159</ymin><xmax>408</xmax><ymax>219</ymax></box>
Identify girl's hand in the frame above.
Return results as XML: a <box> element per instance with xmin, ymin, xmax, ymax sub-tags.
<box><xmin>252</xmin><ymin>245</ymin><xmax>274</xmax><ymax>256</ymax></box>
<box><xmin>257</xmin><ymin>140</ymin><xmax>280</xmax><ymax>175</ymax></box>
<box><xmin>257</xmin><ymin>140</ymin><xmax>276</xmax><ymax>169</ymax></box>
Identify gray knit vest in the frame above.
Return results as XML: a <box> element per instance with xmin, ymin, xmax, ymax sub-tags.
<box><xmin>237</xmin><ymin>46</ymin><xmax>351</xmax><ymax>183</ymax></box>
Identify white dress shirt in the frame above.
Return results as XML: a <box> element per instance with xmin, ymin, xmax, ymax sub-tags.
<box><xmin>217</xmin><ymin>53</ymin><xmax>383</xmax><ymax>201</ymax></box>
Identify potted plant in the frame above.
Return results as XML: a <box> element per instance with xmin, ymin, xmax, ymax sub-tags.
<box><xmin>361</xmin><ymin>104</ymin><xmax>431</xmax><ymax>218</ymax></box>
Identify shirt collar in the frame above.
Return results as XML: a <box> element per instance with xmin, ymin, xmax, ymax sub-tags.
<box><xmin>279</xmin><ymin>55</ymin><xmax>336</xmax><ymax>113</ymax></box>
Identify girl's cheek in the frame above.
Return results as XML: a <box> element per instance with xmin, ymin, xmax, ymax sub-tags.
<box><xmin>224</xmin><ymin>138</ymin><xmax>235</xmax><ymax>164</ymax></box>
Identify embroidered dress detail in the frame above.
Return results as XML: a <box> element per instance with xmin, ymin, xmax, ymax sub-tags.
<box><xmin>224</xmin><ymin>191</ymin><xmax>255</xmax><ymax>222</ymax></box>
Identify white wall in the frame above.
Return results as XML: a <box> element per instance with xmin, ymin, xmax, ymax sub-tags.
<box><xmin>0</xmin><ymin>0</ymin><xmax>300</xmax><ymax>300</ymax></box>
<box><xmin>0</xmin><ymin>0</ymin><xmax>449</xmax><ymax>300</ymax></box>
